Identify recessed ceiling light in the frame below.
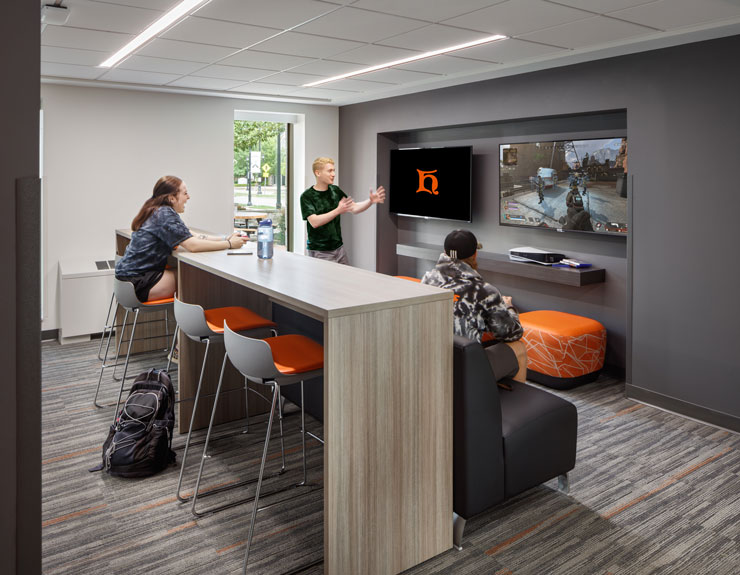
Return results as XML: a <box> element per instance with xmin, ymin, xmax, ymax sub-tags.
<box><xmin>99</xmin><ymin>0</ymin><xmax>211</xmax><ymax>68</ymax></box>
<box><xmin>303</xmin><ymin>34</ymin><xmax>508</xmax><ymax>87</ymax></box>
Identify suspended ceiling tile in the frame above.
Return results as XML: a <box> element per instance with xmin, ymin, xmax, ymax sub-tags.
<box><xmin>609</xmin><ymin>0</ymin><xmax>740</xmax><ymax>31</ymax></box>
<box><xmin>549</xmin><ymin>0</ymin><xmax>657</xmax><ymax>14</ymax></box>
<box><xmin>227</xmin><ymin>82</ymin><xmax>300</xmax><ymax>95</ymax></box>
<box><xmin>397</xmin><ymin>55</ymin><xmax>499</xmax><ymax>74</ymax></box>
<box><xmin>195</xmin><ymin>0</ymin><xmax>340</xmax><ymax>30</ymax></box>
<box><xmin>323</xmin><ymin>77</ymin><xmax>396</xmax><ymax>91</ymax></box>
<box><xmin>62</xmin><ymin>0</ymin><xmax>163</xmax><ymax>35</ymax></box>
<box><xmin>42</xmin><ymin>25</ymin><xmax>134</xmax><ymax>52</ymax></box>
<box><xmin>378</xmin><ymin>24</ymin><xmax>493</xmax><ymax>52</ymax></box>
<box><xmin>290</xmin><ymin>87</ymin><xmax>362</xmax><ymax>100</ymax></box>
<box><xmin>137</xmin><ymin>38</ymin><xmax>238</xmax><ymax>63</ymax></box>
<box><xmin>219</xmin><ymin>50</ymin><xmax>316</xmax><ymax>71</ymax></box>
<box><xmin>160</xmin><ymin>16</ymin><xmax>280</xmax><ymax>49</ymax></box>
<box><xmin>358</xmin><ymin>67</ymin><xmax>441</xmax><ymax>84</ymax></box>
<box><xmin>442</xmin><ymin>0</ymin><xmax>593</xmax><ymax>37</ymax></box>
<box><xmin>41</xmin><ymin>45</ymin><xmax>108</xmax><ymax>67</ymax></box>
<box><xmin>294</xmin><ymin>6</ymin><xmax>428</xmax><ymax>43</ymax></box>
<box><xmin>349</xmin><ymin>0</ymin><xmax>508</xmax><ymax>23</ymax></box>
<box><xmin>166</xmin><ymin>76</ymin><xmax>247</xmax><ymax>90</ymax></box>
<box><xmin>190</xmin><ymin>64</ymin><xmax>275</xmax><ymax>82</ymax></box>
<box><xmin>330</xmin><ymin>43</ymin><xmax>421</xmax><ymax>65</ymax></box>
<box><xmin>249</xmin><ymin>32</ymin><xmax>364</xmax><ymax>59</ymax></box>
<box><xmin>519</xmin><ymin>15</ymin><xmax>655</xmax><ymax>50</ymax></box>
<box><xmin>287</xmin><ymin>59</ymin><xmax>365</xmax><ymax>76</ymax></box>
<box><xmin>452</xmin><ymin>38</ymin><xmax>568</xmax><ymax>63</ymax></box>
<box><xmin>86</xmin><ymin>0</ymin><xmax>181</xmax><ymax>9</ymax></box>
<box><xmin>97</xmin><ymin>68</ymin><xmax>182</xmax><ymax>85</ymax></box>
<box><xmin>252</xmin><ymin>71</ymin><xmax>326</xmax><ymax>86</ymax></box>
<box><xmin>117</xmin><ymin>55</ymin><xmax>205</xmax><ymax>75</ymax></box>
<box><xmin>41</xmin><ymin>61</ymin><xmax>105</xmax><ymax>80</ymax></box>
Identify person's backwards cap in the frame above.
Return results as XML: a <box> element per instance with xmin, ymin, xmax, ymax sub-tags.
<box><xmin>444</xmin><ymin>229</ymin><xmax>478</xmax><ymax>260</ymax></box>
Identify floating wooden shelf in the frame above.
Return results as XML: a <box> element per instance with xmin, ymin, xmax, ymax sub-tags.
<box><xmin>396</xmin><ymin>242</ymin><xmax>605</xmax><ymax>287</ymax></box>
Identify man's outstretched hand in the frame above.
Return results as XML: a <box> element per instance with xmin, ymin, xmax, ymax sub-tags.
<box><xmin>370</xmin><ymin>186</ymin><xmax>386</xmax><ymax>204</ymax></box>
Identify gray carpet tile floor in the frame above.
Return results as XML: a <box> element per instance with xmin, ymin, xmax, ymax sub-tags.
<box><xmin>41</xmin><ymin>339</ymin><xmax>739</xmax><ymax>575</ymax></box>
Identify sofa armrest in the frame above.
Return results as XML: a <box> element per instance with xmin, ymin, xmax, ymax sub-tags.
<box><xmin>453</xmin><ymin>335</ymin><xmax>506</xmax><ymax>518</ymax></box>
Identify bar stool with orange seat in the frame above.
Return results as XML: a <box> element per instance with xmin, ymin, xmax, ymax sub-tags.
<box><xmin>209</xmin><ymin>323</ymin><xmax>324</xmax><ymax>574</ymax></box>
<box><xmin>95</xmin><ymin>278</ymin><xmax>177</xmax><ymax>417</ymax></box>
<box><xmin>172</xmin><ymin>296</ymin><xmax>278</xmax><ymax>515</ymax></box>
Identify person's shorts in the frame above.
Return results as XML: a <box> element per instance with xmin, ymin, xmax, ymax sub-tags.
<box><xmin>116</xmin><ymin>270</ymin><xmax>164</xmax><ymax>303</ymax></box>
<box><xmin>306</xmin><ymin>245</ymin><xmax>349</xmax><ymax>265</ymax></box>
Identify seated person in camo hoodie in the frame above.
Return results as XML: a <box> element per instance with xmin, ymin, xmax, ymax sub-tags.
<box><xmin>421</xmin><ymin>229</ymin><xmax>527</xmax><ymax>382</ymax></box>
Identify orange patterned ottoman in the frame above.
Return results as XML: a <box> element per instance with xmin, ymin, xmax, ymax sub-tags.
<box><xmin>519</xmin><ymin>310</ymin><xmax>606</xmax><ymax>389</ymax></box>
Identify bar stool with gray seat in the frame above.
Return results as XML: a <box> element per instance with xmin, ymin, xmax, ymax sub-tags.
<box><xmin>95</xmin><ymin>277</ymin><xmax>177</xmax><ymax>419</ymax></box>
<box><xmin>96</xmin><ymin>256</ymin><xmax>175</xmax><ymax>365</ymax></box>
<box><xmin>172</xmin><ymin>295</ymin><xmax>279</xmax><ymax>512</ymax></box>
<box><xmin>211</xmin><ymin>323</ymin><xmax>324</xmax><ymax>573</ymax></box>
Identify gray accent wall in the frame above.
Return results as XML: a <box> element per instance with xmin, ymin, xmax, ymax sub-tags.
<box><xmin>339</xmin><ymin>35</ymin><xmax>740</xmax><ymax>430</ymax></box>
<box><xmin>2</xmin><ymin>1</ymin><xmax>41</xmax><ymax>572</ymax></box>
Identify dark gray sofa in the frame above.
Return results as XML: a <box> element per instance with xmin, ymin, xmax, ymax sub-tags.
<box><xmin>453</xmin><ymin>335</ymin><xmax>578</xmax><ymax>549</ymax></box>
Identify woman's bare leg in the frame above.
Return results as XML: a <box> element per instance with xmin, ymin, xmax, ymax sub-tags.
<box><xmin>147</xmin><ymin>269</ymin><xmax>176</xmax><ymax>301</ymax></box>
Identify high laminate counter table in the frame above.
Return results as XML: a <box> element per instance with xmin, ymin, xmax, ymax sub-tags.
<box><xmin>175</xmin><ymin>248</ymin><xmax>453</xmax><ymax>575</ymax></box>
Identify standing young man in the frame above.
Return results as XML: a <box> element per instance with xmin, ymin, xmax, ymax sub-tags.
<box><xmin>300</xmin><ymin>157</ymin><xmax>385</xmax><ymax>265</ymax></box>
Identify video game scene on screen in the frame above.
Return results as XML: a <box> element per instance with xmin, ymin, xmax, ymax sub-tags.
<box><xmin>499</xmin><ymin>138</ymin><xmax>628</xmax><ymax>235</ymax></box>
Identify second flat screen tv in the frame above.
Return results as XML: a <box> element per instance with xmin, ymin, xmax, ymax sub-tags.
<box><xmin>390</xmin><ymin>146</ymin><xmax>472</xmax><ymax>222</ymax></box>
<box><xmin>500</xmin><ymin>137</ymin><xmax>628</xmax><ymax>235</ymax></box>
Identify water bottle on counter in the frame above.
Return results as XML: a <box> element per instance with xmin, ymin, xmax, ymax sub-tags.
<box><xmin>257</xmin><ymin>219</ymin><xmax>273</xmax><ymax>259</ymax></box>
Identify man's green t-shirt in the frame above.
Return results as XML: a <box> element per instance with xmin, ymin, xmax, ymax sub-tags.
<box><xmin>300</xmin><ymin>184</ymin><xmax>347</xmax><ymax>251</ymax></box>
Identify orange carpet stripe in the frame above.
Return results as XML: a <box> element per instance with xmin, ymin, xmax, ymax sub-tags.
<box><xmin>121</xmin><ymin>478</ymin><xmax>242</xmax><ymax>516</ymax></box>
<box><xmin>599</xmin><ymin>404</ymin><xmax>644</xmax><ymax>423</ymax></box>
<box><xmin>43</xmin><ymin>446</ymin><xmax>99</xmax><ymax>465</ymax></box>
<box><xmin>42</xmin><ymin>381</ymin><xmax>94</xmax><ymax>393</ymax></box>
<box><xmin>42</xmin><ymin>504</ymin><xmax>107</xmax><ymax>528</ymax></box>
<box><xmin>67</xmin><ymin>405</ymin><xmax>98</xmax><ymax>414</ymax></box>
<box><xmin>216</xmin><ymin>519</ymin><xmax>312</xmax><ymax>554</ymax></box>
<box><xmin>485</xmin><ymin>507</ymin><xmax>579</xmax><ymax>555</ymax></box>
<box><xmin>167</xmin><ymin>521</ymin><xmax>196</xmax><ymax>535</ymax></box>
<box><xmin>601</xmin><ymin>447</ymin><xmax>732</xmax><ymax>519</ymax></box>
<box><xmin>123</xmin><ymin>496</ymin><xmax>178</xmax><ymax>515</ymax></box>
<box><xmin>266</xmin><ymin>439</ymin><xmax>320</xmax><ymax>461</ymax></box>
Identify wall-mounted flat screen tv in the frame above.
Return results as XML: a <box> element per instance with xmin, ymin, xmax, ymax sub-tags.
<box><xmin>390</xmin><ymin>146</ymin><xmax>472</xmax><ymax>222</ymax></box>
<box><xmin>499</xmin><ymin>137</ymin><xmax>628</xmax><ymax>235</ymax></box>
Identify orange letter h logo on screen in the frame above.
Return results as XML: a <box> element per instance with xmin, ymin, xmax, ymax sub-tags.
<box><xmin>416</xmin><ymin>169</ymin><xmax>439</xmax><ymax>195</ymax></box>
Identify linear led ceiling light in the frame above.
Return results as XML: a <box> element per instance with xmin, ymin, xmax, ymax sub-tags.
<box><xmin>303</xmin><ymin>34</ymin><xmax>507</xmax><ymax>87</ymax></box>
<box><xmin>99</xmin><ymin>0</ymin><xmax>210</xmax><ymax>68</ymax></box>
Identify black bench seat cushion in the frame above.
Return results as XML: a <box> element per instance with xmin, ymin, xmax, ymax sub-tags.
<box><xmin>499</xmin><ymin>380</ymin><xmax>577</xmax><ymax>498</ymax></box>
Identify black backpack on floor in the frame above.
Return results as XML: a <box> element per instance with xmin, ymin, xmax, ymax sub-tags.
<box><xmin>99</xmin><ymin>369</ymin><xmax>176</xmax><ymax>478</ymax></box>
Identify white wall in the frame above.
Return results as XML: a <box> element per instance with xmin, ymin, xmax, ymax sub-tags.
<box><xmin>40</xmin><ymin>84</ymin><xmax>338</xmax><ymax>331</ymax></box>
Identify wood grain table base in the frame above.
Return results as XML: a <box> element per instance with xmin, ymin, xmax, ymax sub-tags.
<box><xmin>325</xmin><ymin>299</ymin><xmax>453</xmax><ymax>573</ymax></box>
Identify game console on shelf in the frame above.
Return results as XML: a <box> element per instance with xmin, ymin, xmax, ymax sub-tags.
<box><xmin>508</xmin><ymin>247</ymin><xmax>566</xmax><ymax>265</ymax></box>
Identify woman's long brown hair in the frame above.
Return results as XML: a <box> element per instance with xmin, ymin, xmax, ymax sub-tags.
<box><xmin>131</xmin><ymin>175</ymin><xmax>182</xmax><ymax>231</ymax></box>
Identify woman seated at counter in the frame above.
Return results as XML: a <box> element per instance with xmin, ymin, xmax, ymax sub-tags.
<box><xmin>115</xmin><ymin>175</ymin><xmax>245</xmax><ymax>302</ymax></box>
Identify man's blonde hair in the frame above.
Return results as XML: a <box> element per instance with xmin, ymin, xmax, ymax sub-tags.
<box><xmin>312</xmin><ymin>157</ymin><xmax>335</xmax><ymax>174</ymax></box>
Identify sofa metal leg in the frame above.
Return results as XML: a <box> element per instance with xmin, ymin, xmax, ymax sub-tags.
<box><xmin>558</xmin><ymin>473</ymin><xmax>570</xmax><ymax>494</ymax></box>
<box><xmin>453</xmin><ymin>512</ymin><xmax>466</xmax><ymax>551</ymax></box>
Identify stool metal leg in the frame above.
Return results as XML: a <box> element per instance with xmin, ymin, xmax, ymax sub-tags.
<box><xmin>97</xmin><ymin>292</ymin><xmax>116</xmax><ymax>361</ymax></box>
<box><xmin>176</xmin><ymin>338</ymin><xmax>210</xmax><ymax>503</ymax></box>
<box><xmin>191</xmin><ymin>354</ymin><xmax>229</xmax><ymax>515</ymax></box>
<box><xmin>112</xmin><ymin>308</ymin><xmax>139</xmax><ymax>424</ymax></box>
<box><xmin>188</xmin><ymin>370</ymin><xmax>288</xmax><ymax>517</ymax></box>
<box><xmin>243</xmin><ymin>376</ymin><xmax>250</xmax><ymax>434</ymax></box>
<box><xmin>165</xmin><ymin>323</ymin><xmax>179</xmax><ymax>374</ymax></box>
<box><xmin>94</xmin><ymin>308</ymin><xmax>128</xmax><ymax>408</ymax></box>
<box><xmin>298</xmin><ymin>381</ymin><xmax>307</xmax><ymax>486</ymax></box>
<box><xmin>243</xmin><ymin>382</ymin><xmax>279</xmax><ymax>575</ymax></box>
